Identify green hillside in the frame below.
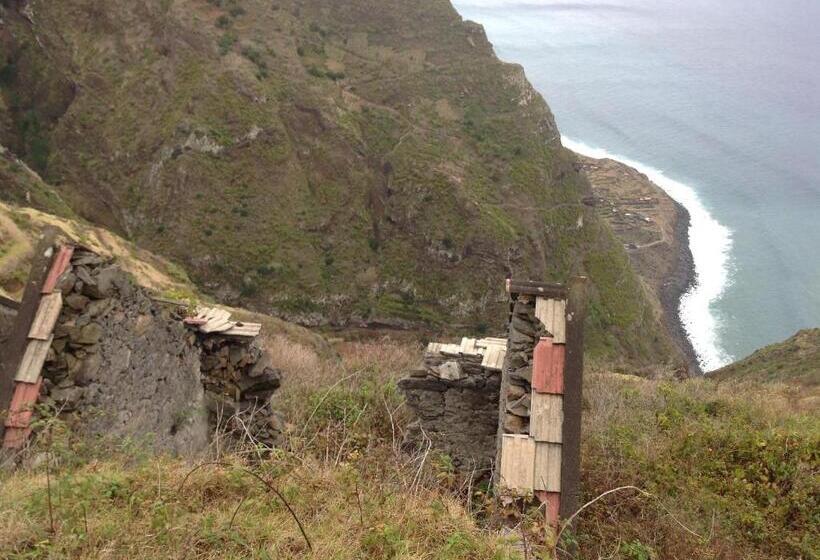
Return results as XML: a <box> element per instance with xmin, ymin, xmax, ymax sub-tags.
<box><xmin>711</xmin><ymin>329</ymin><xmax>820</xmax><ymax>388</ymax></box>
<box><xmin>0</xmin><ymin>0</ymin><xmax>679</xmax><ymax>367</ymax></box>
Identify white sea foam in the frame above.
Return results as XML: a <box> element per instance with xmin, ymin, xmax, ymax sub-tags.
<box><xmin>562</xmin><ymin>137</ymin><xmax>734</xmax><ymax>371</ymax></box>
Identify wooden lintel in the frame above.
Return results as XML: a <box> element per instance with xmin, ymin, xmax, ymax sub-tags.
<box><xmin>507</xmin><ymin>279</ymin><xmax>567</xmax><ymax>299</ymax></box>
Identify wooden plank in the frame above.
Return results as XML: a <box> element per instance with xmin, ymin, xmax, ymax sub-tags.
<box><xmin>426</xmin><ymin>342</ymin><xmax>443</xmax><ymax>354</ymax></box>
<box><xmin>482</xmin><ymin>337</ymin><xmax>507</xmax><ymax>345</ymax></box>
<box><xmin>532</xmin><ymin>338</ymin><xmax>565</xmax><ymax>394</ymax></box>
<box><xmin>223</xmin><ymin>323</ymin><xmax>262</xmax><ymax>337</ymax></box>
<box><xmin>531</xmin><ymin>393</ymin><xmax>563</xmax><ymax>442</ymax></box>
<box><xmin>201</xmin><ymin>319</ymin><xmax>234</xmax><ymax>334</ymax></box>
<box><xmin>15</xmin><ymin>337</ymin><xmax>53</xmax><ymax>383</ymax></box>
<box><xmin>0</xmin><ymin>229</ymin><xmax>56</xmax><ymax>440</ymax></box>
<box><xmin>4</xmin><ymin>378</ymin><xmax>42</xmax><ymax>430</ymax></box>
<box><xmin>27</xmin><ymin>292</ymin><xmax>63</xmax><ymax>341</ymax></box>
<box><xmin>460</xmin><ymin>337</ymin><xmax>477</xmax><ymax>355</ymax></box>
<box><xmin>559</xmin><ymin>277</ymin><xmax>588</xmax><ymax>519</ymax></box>
<box><xmin>481</xmin><ymin>344</ymin><xmax>506</xmax><ymax>371</ymax></box>
<box><xmin>499</xmin><ymin>434</ymin><xmax>535</xmax><ymax>492</ymax></box>
<box><xmin>534</xmin><ymin>442</ymin><xmax>562</xmax><ymax>492</ymax></box>
<box><xmin>535</xmin><ymin>298</ymin><xmax>566</xmax><ymax>343</ymax></box>
<box><xmin>507</xmin><ymin>279</ymin><xmax>567</xmax><ymax>299</ymax></box>
<box><xmin>41</xmin><ymin>245</ymin><xmax>74</xmax><ymax>294</ymax></box>
<box><xmin>535</xmin><ymin>491</ymin><xmax>561</xmax><ymax>528</ymax></box>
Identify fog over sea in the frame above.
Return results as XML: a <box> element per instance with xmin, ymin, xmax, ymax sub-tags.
<box><xmin>452</xmin><ymin>0</ymin><xmax>820</xmax><ymax>370</ymax></box>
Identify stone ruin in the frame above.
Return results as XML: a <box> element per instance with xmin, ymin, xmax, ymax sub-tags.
<box><xmin>198</xmin><ymin>335</ymin><xmax>284</xmax><ymax>448</ymax></box>
<box><xmin>400</xmin><ymin>279</ymin><xmax>586</xmax><ymax>524</ymax></box>
<box><xmin>400</xmin><ymin>295</ymin><xmax>552</xmax><ymax>473</ymax></box>
<box><xmin>3</xmin><ymin>244</ymin><xmax>286</xmax><ymax>455</ymax></box>
<box><xmin>398</xmin><ymin>338</ymin><xmax>506</xmax><ymax>470</ymax></box>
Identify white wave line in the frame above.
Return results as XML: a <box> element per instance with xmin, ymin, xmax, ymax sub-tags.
<box><xmin>562</xmin><ymin>136</ymin><xmax>734</xmax><ymax>370</ymax></box>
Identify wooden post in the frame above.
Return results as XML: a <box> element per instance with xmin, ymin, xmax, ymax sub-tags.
<box><xmin>0</xmin><ymin>230</ymin><xmax>56</xmax><ymax>440</ymax></box>
<box><xmin>497</xmin><ymin>277</ymin><xmax>587</xmax><ymax>531</ymax></box>
<box><xmin>559</xmin><ymin>276</ymin><xmax>587</xmax><ymax>519</ymax></box>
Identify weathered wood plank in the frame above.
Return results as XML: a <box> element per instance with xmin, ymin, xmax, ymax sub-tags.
<box><xmin>507</xmin><ymin>280</ymin><xmax>568</xmax><ymax>299</ymax></box>
<box><xmin>534</xmin><ymin>442</ymin><xmax>562</xmax><ymax>492</ymax></box>
<box><xmin>27</xmin><ymin>292</ymin><xmax>63</xmax><ymax>341</ymax></box>
<box><xmin>535</xmin><ymin>491</ymin><xmax>561</xmax><ymax>528</ymax></box>
<box><xmin>15</xmin><ymin>337</ymin><xmax>53</xmax><ymax>383</ymax></box>
<box><xmin>530</xmin><ymin>393</ymin><xmax>563</xmax><ymax>443</ymax></box>
<box><xmin>559</xmin><ymin>277</ymin><xmax>588</xmax><ymax>519</ymax></box>
<box><xmin>223</xmin><ymin>323</ymin><xmax>262</xmax><ymax>337</ymax></box>
<box><xmin>4</xmin><ymin>378</ymin><xmax>42</xmax><ymax>430</ymax></box>
<box><xmin>41</xmin><ymin>245</ymin><xmax>74</xmax><ymax>294</ymax></box>
<box><xmin>499</xmin><ymin>434</ymin><xmax>536</xmax><ymax>492</ymax></box>
<box><xmin>201</xmin><ymin>319</ymin><xmax>234</xmax><ymax>334</ymax></box>
<box><xmin>532</xmin><ymin>338</ymin><xmax>565</xmax><ymax>394</ymax></box>
<box><xmin>481</xmin><ymin>344</ymin><xmax>506</xmax><ymax>371</ymax></box>
<box><xmin>535</xmin><ymin>298</ymin><xmax>566</xmax><ymax>343</ymax></box>
<box><xmin>0</xmin><ymin>230</ymin><xmax>56</xmax><ymax>440</ymax></box>
<box><xmin>460</xmin><ymin>337</ymin><xmax>477</xmax><ymax>355</ymax></box>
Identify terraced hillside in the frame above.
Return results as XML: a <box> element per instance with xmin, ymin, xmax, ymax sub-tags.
<box><xmin>0</xmin><ymin>0</ymin><xmax>680</xmax><ymax>367</ymax></box>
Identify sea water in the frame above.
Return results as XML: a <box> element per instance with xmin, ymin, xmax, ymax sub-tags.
<box><xmin>452</xmin><ymin>0</ymin><xmax>820</xmax><ymax>370</ymax></box>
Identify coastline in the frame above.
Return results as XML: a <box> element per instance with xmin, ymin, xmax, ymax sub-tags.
<box><xmin>662</xmin><ymin>199</ymin><xmax>700</xmax><ymax>373</ymax></box>
<box><xmin>572</xmin><ymin>152</ymin><xmax>701</xmax><ymax>374</ymax></box>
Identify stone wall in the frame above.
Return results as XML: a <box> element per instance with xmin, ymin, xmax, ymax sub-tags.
<box><xmin>41</xmin><ymin>249</ymin><xmax>211</xmax><ymax>455</ymax></box>
<box><xmin>497</xmin><ymin>295</ymin><xmax>543</xmax><ymax>438</ymax></box>
<box><xmin>198</xmin><ymin>335</ymin><xmax>284</xmax><ymax>447</ymax></box>
<box><xmin>399</xmin><ymin>340</ymin><xmax>503</xmax><ymax>471</ymax></box>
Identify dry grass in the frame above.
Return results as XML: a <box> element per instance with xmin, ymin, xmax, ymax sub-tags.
<box><xmin>0</xmin><ymin>337</ymin><xmax>517</xmax><ymax>560</ymax></box>
<box><xmin>1</xmin><ymin>341</ymin><xmax>817</xmax><ymax>559</ymax></box>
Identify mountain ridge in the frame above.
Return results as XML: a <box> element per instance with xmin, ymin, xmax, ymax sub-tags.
<box><xmin>0</xmin><ymin>0</ymin><xmax>681</xmax><ymax>367</ymax></box>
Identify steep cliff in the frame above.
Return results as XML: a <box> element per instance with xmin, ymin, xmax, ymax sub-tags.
<box><xmin>0</xmin><ymin>0</ymin><xmax>678</xmax><ymax>366</ymax></box>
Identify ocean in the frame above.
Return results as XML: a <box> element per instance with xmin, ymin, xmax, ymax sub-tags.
<box><xmin>452</xmin><ymin>0</ymin><xmax>820</xmax><ymax>370</ymax></box>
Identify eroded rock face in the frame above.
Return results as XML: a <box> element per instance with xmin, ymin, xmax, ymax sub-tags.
<box><xmin>42</xmin><ymin>249</ymin><xmax>210</xmax><ymax>456</ymax></box>
<box><xmin>399</xmin><ymin>350</ymin><xmax>500</xmax><ymax>471</ymax></box>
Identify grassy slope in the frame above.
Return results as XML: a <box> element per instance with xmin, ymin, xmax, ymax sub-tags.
<box><xmin>0</xmin><ymin>199</ymin><xmax>329</xmax><ymax>355</ymax></box>
<box><xmin>0</xmin><ymin>0</ymin><xmax>678</xmax><ymax>368</ymax></box>
<box><xmin>1</xmin><ymin>340</ymin><xmax>816</xmax><ymax>559</ymax></box>
<box><xmin>711</xmin><ymin>329</ymin><xmax>820</xmax><ymax>389</ymax></box>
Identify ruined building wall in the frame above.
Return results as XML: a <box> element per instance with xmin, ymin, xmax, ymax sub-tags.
<box><xmin>198</xmin><ymin>335</ymin><xmax>284</xmax><ymax>448</ymax></box>
<box><xmin>399</xmin><ymin>340</ymin><xmax>503</xmax><ymax>471</ymax></box>
<box><xmin>41</xmin><ymin>250</ymin><xmax>211</xmax><ymax>455</ymax></box>
<box><xmin>496</xmin><ymin>294</ymin><xmax>543</xmax><ymax>444</ymax></box>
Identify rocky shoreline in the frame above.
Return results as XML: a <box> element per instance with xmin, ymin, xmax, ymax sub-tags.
<box><xmin>574</xmin><ymin>154</ymin><xmax>700</xmax><ymax>374</ymax></box>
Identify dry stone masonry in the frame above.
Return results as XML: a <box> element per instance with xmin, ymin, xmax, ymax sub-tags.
<box><xmin>197</xmin><ymin>334</ymin><xmax>284</xmax><ymax>448</ymax></box>
<box><xmin>398</xmin><ymin>337</ymin><xmax>506</xmax><ymax>470</ymax></box>
<box><xmin>1</xmin><ymin>242</ymin><xmax>287</xmax><ymax>456</ymax></box>
<box><xmin>399</xmin><ymin>279</ymin><xmax>587</xmax><ymax>527</ymax></box>
<box><xmin>40</xmin><ymin>248</ymin><xmax>211</xmax><ymax>455</ymax></box>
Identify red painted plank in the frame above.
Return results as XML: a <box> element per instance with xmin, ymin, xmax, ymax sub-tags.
<box><xmin>532</xmin><ymin>337</ymin><xmax>565</xmax><ymax>394</ymax></box>
<box><xmin>3</xmin><ymin>426</ymin><xmax>31</xmax><ymax>449</ymax></box>
<box><xmin>536</xmin><ymin>491</ymin><xmax>561</xmax><ymax>528</ymax></box>
<box><xmin>41</xmin><ymin>245</ymin><xmax>74</xmax><ymax>294</ymax></box>
<box><xmin>4</xmin><ymin>379</ymin><xmax>42</xmax><ymax>429</ymax></box>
